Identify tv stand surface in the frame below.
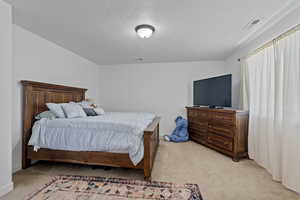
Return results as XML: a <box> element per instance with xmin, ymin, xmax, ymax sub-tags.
<box><xmin>186</xmin><ymin>106</ymin><xmax>249</xmax><ymax>161</ymax></box>
<box><xmin>213</xmin><ymin>106</ymin><xmax>224</xmax><ymax>109</ymax></box>
<box><xmin>193</xmin><ymin>105</ymin><xmax>225</xmax><ymax>109</ymax></box>
<box><xmin>208</xmin><ymin>105</ymin><xmax>224</xmax><ymax>109</ymax></box>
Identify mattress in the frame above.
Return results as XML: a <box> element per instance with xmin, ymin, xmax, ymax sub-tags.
<box><xmin>28</xmin><ymin>112</ymin><xmax>156</xmax><ymax>165</ymax></box>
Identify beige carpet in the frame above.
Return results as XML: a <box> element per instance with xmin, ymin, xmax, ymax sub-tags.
<box><xmin>2</xmin><ymin>140</ymin><xmax>300</xmax><ymax>200</ymax></box>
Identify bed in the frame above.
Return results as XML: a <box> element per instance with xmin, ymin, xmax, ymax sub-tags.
<box><xmin>21</xmin><ymin>80</ymin><xmax>160</xmax><ymax>180</ymax></box>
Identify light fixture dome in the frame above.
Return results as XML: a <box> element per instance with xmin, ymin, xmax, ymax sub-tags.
<box><xmin>135</xmin><ymin>24</ymin><xmax>155</xmax><ymax>38</ymax></box>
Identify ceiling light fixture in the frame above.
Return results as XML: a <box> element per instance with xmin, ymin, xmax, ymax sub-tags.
<box><xmin>135</xmin><ymin>24</ymin><xmax>155</xmax><ymax>39</ymax></box>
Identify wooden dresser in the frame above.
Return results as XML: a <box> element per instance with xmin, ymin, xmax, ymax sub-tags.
<box><xmin>186</xmin><ymin>107</ymin><xmax>249</xmax><ymax>161</ymax></box>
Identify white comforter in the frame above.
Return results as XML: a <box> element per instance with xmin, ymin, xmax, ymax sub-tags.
<box><xmin>28</xmin><ymin>112</ymin><xmax>156</xmax><ymax>165</ymax></box>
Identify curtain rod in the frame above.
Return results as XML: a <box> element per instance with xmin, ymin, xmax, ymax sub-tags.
<box><xmin>238</xmin><ymin>24</ymin><xmax>300</xmax><ymax>62</ymax></box>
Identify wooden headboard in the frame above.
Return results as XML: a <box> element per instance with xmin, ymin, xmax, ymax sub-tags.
<box><xmin>21</xmin><ymin>80</ymin><xmax>87</xmax><ymax>168</ymax></box>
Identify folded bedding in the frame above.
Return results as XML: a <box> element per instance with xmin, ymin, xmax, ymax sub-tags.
<box><xmin>28</xmin><ymin>112</ymin><xmax>156</xmax><ymax>165</ymax></box>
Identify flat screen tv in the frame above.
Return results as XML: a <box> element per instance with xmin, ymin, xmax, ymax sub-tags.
<box><xmin>193</xmin><ymin>74</ymin><xmax>232</xmax><ymax>107</ymax></box>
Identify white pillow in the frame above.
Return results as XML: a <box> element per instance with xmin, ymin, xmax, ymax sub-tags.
<box><xmin>78</xmin><ymin>101</ymin><xmax>93</xmax><ymax>108</ymax></box>
<box><xmin>94</xmin><ymin>107</ymin><xmax>105</xmax><ymax>115</ymax></box>
<box><xmin>35</xmin><ymin>111</ymin><xmax>57</xmax><ymax>120</ymax></box>
<box><xmin>46</xmin><ymin>103</ymin><xmax>66</xmax><ymax>118</ymax></box>
<box><xmin>62</xmin><ymin>103</ymin><xmax>87</xmax><ymax>118</ymax></box>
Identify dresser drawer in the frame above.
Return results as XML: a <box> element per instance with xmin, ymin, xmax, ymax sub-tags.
<box><xmin>207</xmin><ymin>133</ymin><xmax>233</xmax><ymax>152</ymax></box>
<box><xmin>190</xmin><ymin>133</ymin><xmax>207</xmax><ymax>144</ymax></box>
<box><xmin>189</xmin><ymin>128</ymin><xmax>207</xmax><ymax>138</ymax></box>
<box><xmin>188</xmin><ymin>110</ymin><xmax>208</xmax><ymax>122</ymax></box>
<box><xmin>189</xmin><ymin>121</ymin><xmax>208</xmax><ymax>127</ymax></box>
<box><xmin>211</xmin><ymin>112</ymin><xmax>235</xmax><ymax>126</ymax></box>
<box><xmin>189</xmin><ymin>121</ymin><xmax>207</xmax><ymax>131</ymax></box>
<box><xmin>189</xmin><ymin>128</ymin><xmax>206</xmax><ymax>136</ymax></box>
<box><xmin>208</xmin><ymin>124</ymin><xmax>234</xmax><ymax>138</ymax></box>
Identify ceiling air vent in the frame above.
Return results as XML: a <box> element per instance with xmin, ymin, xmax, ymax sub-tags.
<box><xmin>136</xmin><ymin>58</ymin><xmax>144</xmax><ymax>62</ymax></box>
<box><xmin>242</xmin><ymin>18</ymin><xmax>262</xmax><ymax>31</ymax></box>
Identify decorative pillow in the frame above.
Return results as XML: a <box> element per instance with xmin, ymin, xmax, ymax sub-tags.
<box><xmin>94</xmin><ymin>107</ymin><xmax>105</xmax><ymax>115</ymax></box>
<box><xmin>83</xmin><ymin>108</ymin><xmax>98</xmax><ymax>116</ymax></box>
<box><xmin>61</xmin><ymin>103</ymin><xmax>87</xmax><ymax>118</ymax></box>
<box><xmin>77</xmin><ymin>101</ymin><xmax>93</xmax><ymax>108</ymax></box>
<box><xmin>35</xmin><ymin>111</ymin><xmax>57</xmax><ymax>120</ymax></box>
<box><xmin>46</xmin><ymin>103</ymin><xmax>66</xmax><ymax>118</ymax></box>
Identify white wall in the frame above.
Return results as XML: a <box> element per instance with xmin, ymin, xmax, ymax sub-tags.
<box><xmin>12</xmin><ymin>25</ymin><xmax>102</xmax><ymax>172</ymax></box>
<box><xmin>99</xmin><ymin>61</ymin><xmax>226</xmax><ymax>134</ymax></box>
<box><xmin>225</xmin><ymin>6</ymin><xmax>300</xmax><ymax>108</ymax></box>
<box><xmin>0</xmin><ymin>0</ymin><xmax>13</xmax><ymax>197</ymax></box>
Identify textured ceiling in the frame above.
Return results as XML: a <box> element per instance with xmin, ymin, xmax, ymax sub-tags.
<box><xmin>6</xmin><ymin>0</ymin><xmax>291</xmax><ymax>65</ymax></box>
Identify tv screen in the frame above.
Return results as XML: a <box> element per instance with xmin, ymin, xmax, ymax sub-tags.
<box><xmin>193</xmin><ymin>74</ymin><xmax>232</xmax><ymax>107</ymax></box>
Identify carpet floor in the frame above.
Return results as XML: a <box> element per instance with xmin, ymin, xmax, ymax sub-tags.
<box><xmin>2</xmin><ymin>140</ymin><xmax>300</xmax><ymax>200</ymax></box>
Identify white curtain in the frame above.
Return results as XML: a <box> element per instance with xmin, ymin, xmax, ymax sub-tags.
<box><xmin>241</xmin><ymin>28</ymin><xmax>300</xmax><ymax>192</ymax></box>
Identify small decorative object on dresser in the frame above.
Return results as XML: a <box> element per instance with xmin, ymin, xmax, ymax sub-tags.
<box><xmin>186</xmin><ymin>106</ymin><xmax>249</xmax><ymax>161</ymax></box>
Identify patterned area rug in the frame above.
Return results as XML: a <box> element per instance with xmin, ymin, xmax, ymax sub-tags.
<box><xmin>26</xmin><ymin>175</ymin><xmax>202</xmax><ymax>200</ymax></box>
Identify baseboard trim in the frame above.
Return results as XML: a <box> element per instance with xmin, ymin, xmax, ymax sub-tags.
<box><xmin>159</xmin><ymin>132</ymin><xmax>168</xmax><ymax>137</ymax></box>
<box><xmin>0</xmin><ymin>181</ymin><xmax>14</xmax><ymax>197</ymax></box>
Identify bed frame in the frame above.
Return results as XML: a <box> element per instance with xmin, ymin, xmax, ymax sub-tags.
<box><xmin>21</xmin><ymin>80</ymin><xmax>160</xmax><ymax>180</ymax></box>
